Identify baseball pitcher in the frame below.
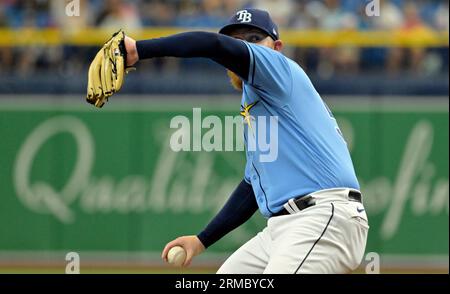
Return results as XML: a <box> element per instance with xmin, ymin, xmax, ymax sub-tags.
<box><xmin>86</xmin><ymin>9</ymin><xmax>369</xmax><ymax>274</ymax></box>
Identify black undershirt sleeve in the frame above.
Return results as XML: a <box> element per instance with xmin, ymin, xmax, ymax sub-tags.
<box><xmin>136</xmin><ymin>31</ymin><xmax>250</xmax><ymax>80</ymax></box>
<box><xmin>197</xmin><ymin>179</ymin><xmax>258</xmax><ymax>248</ymax></box>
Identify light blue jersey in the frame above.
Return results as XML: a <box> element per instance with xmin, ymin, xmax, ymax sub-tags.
<box><xmin>241</xmin><ymin>42</ymin><xmax>359</xmax><ymax>217</ymax></box>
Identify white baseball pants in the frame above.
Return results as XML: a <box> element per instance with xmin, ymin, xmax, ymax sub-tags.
<box><xmin>217</xmin><ymin>188</ymin><xmax>369</xmax><ymax>274</ymax></box>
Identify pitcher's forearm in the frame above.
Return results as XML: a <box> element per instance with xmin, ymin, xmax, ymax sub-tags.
<box><xmin>197</xmin><ymin>179</ymin><xmax>258</xmax><ymax>248</ymax></box>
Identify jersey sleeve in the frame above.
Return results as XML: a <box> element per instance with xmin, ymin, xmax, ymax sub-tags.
<box><xmin>244</xmin><ymin>42</ymin><xmax>293</xmax><ymax>105</ymax></box>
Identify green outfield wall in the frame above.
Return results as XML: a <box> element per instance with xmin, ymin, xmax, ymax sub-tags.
<box><xmin>0</xmin><ymin>97</ymin><xmax>448</xmax><ymax>265</ymax></box>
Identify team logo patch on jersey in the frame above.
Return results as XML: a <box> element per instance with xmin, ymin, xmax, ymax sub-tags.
<box><xmin>236</xmin><ymin>10</ymin><xmax>252</xmax><ymax>23</ymax></box>
<box><xmin>240</xmin><ymin>101</ymin><xmax>258</xmax><ymax>127</ymax></box>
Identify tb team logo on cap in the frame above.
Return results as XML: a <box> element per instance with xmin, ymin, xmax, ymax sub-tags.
<box><xmin>236</xmin><ymin>10</ymin><xmax>252</xmax><ymax>23</ymax></box>
<box><xmin>219</xmin><ymin>8</ymin><xmax>279</xmax><ymax>41</ymax></box>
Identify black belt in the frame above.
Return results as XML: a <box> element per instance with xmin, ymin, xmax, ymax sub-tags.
<box><xmin>271</xmin><ymin>190</ymin><xmax>362</xmax><ymax>217</ymax></box>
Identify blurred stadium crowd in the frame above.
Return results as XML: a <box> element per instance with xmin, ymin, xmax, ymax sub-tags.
<box><xmin>0</xmin><ymin>0</ymin><xmax>448</xmax><ymax>94</ymax></box>
<box><xmin>0</xmin><ymin>0</ymin><xmax>448</xmax><ymax>30</ymax></box>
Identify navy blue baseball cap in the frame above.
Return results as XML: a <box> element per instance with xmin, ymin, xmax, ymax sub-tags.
<box><xmin>219</xmin><ymin>8</ymin><xmax>279</xmax><ymax>41</ymax></box>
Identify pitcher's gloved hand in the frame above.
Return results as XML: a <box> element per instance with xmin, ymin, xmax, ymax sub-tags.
<box><xmin>86</xmin><ymin>29</ymin><xmax>135</xmax><ymax>108</ymax></box>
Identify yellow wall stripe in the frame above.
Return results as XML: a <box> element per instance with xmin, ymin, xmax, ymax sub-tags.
<box><xmin>0</xmin><ymin>28</ymin><xmax>447</xmax><ymax>47</ymax></box>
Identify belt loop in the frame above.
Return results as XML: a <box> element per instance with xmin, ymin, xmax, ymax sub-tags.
<box><xmin>283</xmin><ymin>199</ymin><xmax>296</xmax><ymax>214</ymax></box>
<box><xmin>288</xmin><ymin>199</ymin><xmax>300</xmax><ymax>213</ymax></box>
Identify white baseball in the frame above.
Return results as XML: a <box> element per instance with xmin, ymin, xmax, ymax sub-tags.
<box><xmin>167</xmin><ymin>246</ymin><xmax>187</xmax><ymax>267</ymax></box>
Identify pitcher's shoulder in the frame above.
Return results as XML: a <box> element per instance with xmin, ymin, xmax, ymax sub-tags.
<box><xmin>285</xmin><ymin>56</ymin><xmax>306</xmax><ymax>72</ymax></box>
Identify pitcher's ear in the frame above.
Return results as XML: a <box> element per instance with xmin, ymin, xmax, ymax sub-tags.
<box><xmin>274</xmin><ymin>40</ymin><xmax>284</xmax><ymax>52</ymax></box>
